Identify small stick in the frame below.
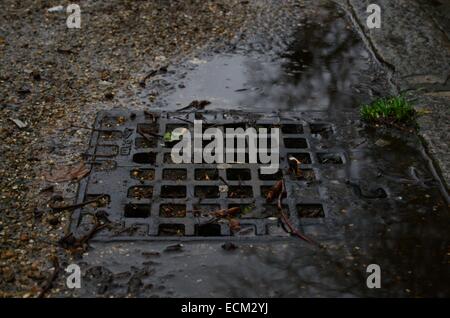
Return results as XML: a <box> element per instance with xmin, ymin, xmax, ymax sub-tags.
<box><xmin>79</xmin><ymin>222</ymin><xmax>109</xmax><ymax>245</ymax></box>
<box><xmin>219</xmin><ymin>176</ymin><xmax>229</xmax><ymax>186</ymax></box>
<box><xmin>139</xmin><ymin>69</ymin><xmax>158</xmax><ymax>87</ymax></box>
<box><xmin>266</xmin><ymin>180</ymin><xmax>283</xmax><ymax>203</ymax></box>
<box><xmin>197</xmin><ymin>207</ymin><xmax>241</xmax><ymax>226</ymax></box>
<box><xmin>172</xmin><ymin>116</ymin><xmax>194</xmax><ymax>125</ymax></box>
<box><xmin>49</xmin><ymin>195</ymin><xmax>108</xmax><ymax>212</ymax></box>
<box><xmin>38</xmin><ymin>256</ymin><xmax>60</xmax><ymax>298</ymax></box>
<box><xmin>278</xmin><ymin>180</ymin><xmax>315</xmax><ymax>244</ymax></box>
<box><xmin>211</xmin><ymin>207</ymin><xmax>240</xmax><ymax>218</ymax></box>
<box><xmin>60</xmin><ymin>218</ymin><xmax>109</xmax><ymax>250</ymax></box>
<box><xmin>137</xmin><ymin>126</ymin><xmax>163</xmax><ymax>139</ymax></box>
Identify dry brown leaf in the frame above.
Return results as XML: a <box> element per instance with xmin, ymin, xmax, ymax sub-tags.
<box><xmin>229</xmin><ymin>218</ymin><xmax>241</xmax><ymax>232</ymax></box>
<box><xmin>266</xmin><ymin>180</ymin><xmax>283</xmax><ymax>203</ymax></box>
<box><xmin>211</xmin><ymin>207</ymin><xmax>240</xmax><ymax>218</ymax></box>
<box><xmin>43</xmin><ymin>162</ymin><xmax>90</xmax><ymax>183</ymax></box>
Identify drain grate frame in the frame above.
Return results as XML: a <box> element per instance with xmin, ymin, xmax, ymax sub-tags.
<box><xmin>71</xmin><ymin>110</ymin><xmax>349</xmax><ymax>241</ymax></box>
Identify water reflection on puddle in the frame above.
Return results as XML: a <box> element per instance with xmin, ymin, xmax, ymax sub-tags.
<box><xmin>151</xmin><ymin>10</ymin><xmax>382</xmax><ymax>114</ymax></box>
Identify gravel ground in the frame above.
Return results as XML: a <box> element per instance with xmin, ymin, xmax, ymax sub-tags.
<box><xmin>0</xmin><ymin>0</ymin><xmax>264</xmax><ymax>297</ymax></box>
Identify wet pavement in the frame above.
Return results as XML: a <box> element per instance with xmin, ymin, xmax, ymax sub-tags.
<box><xmin>1</xmin><ymin>0</ymin><xmax>449</xmax><ymax>298</ymax></box>
<box><xmin>138</xmin><ymin>5</ymin><xmax>386</xmax><ymax>114</ymax></box>
<box><xmin>62</xmin><ymin>0</ymin><xmax>450</xmax><ymax>298</ymax></box>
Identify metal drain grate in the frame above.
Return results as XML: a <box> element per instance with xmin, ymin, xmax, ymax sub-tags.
<box><xmin>71</xmin><ymin>110</ymin><xmax>347</xmax><ymax>241</ymax></box>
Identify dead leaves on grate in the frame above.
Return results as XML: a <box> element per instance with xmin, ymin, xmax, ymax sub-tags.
<box><xmin>204</xmin><ymin>207</ymin><xmax>242</xmax><ymax>233</ymax></box>
<box><xmin>228</xmin><ymin>218</ymin><xmax>241</xmax><ymax>232</ymax></box>
<box><xmin>265</xmin><ymin>180</ymin><xmax>284</xmax><ymax>203</ymax></box>
<box><xmin>214</xmin><ymin>208</ymin><xmax>241</xmax><ymax>232</ymax></box>
<box><xmin>211</xmin><ymin>207</ymin><xmax>240</xmax><ymax>218</ymax></box>
<box><xmin>288</xmin><ymin>156</ymin><xmax>304</xmax><ymax>178</ymax></box>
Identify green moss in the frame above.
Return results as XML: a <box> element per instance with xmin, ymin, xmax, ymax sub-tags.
<box><xmin>361</xmin><ymin>95</ymin><xmax>416</xmax><ymax>125</ymax></box>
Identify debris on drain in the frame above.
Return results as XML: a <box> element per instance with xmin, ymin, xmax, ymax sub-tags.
<box><xmin>67</xmin><ymin>110</ymin><xmax>340</xmax><ymax>241</ymax></box>
<box><xmin>43</xmin><ymin>162</ymin><xmax>90</xmax><ymax>183</ymax></box>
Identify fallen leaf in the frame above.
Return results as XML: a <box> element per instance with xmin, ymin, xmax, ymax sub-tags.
<box><xmin>163</xmin><ymin>132</ymin><xmax>172</xmax><ymax>142</ymax></box>
<box><xmin>164</xmin><ymin>127</ymin><xmax>188</xmax><ymax>142</ymax></box>
<box><xmin>43</xmin><ymin>162</ymin><xmax>90</xmax><ymax>183</ymax></box>
<box><xmin>211</xmin><ymin>207</ymin><xmax>240</xmax><ymax>218</ymax></box>
<box><xmin>242</xmin><ymin>205</ymin><xmax>253</xmax><ymax>214</ymax></box>
<box><xmin>288</xmin><ymin>156</ymin><xmax>303</xmax><ymax>177</ymax></box>
<box><xmin>229</xmin><ymin>218</ymin><xmax>241</xmax><ymax>232</ymax></box>
<box><xmin>266</xmin><ymin>180</ymin><xmax>283</xmax><ymax>203</ymax></box>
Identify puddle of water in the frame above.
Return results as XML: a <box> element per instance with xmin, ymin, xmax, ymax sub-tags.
<box><xmin>145</xmin><ymin>7</ymin><xmax>385</xmax><ymax>115</ymax></box>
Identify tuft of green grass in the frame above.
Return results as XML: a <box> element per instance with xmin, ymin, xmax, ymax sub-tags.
<box><xmin>360</xmin><ymin>95</ymin><xmax>416</xmax><ymax>125</ymax></box>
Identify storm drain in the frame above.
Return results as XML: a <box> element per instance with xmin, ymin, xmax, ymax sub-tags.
<box><xmin>72</xmin><ymin>110</ymin><xmax>347</xmax><ymax>240</ymax></box>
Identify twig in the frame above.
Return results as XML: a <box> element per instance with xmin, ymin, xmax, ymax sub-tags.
<box><xmin>137</xmin><ymin>126</ymin><xmax>163</xmax><ymax>139</ymax></box>
<box><xmin>266</xmin><ymin>180</ymin><xmax>283</xmax><ymax>203</ymax></box>
<box><xmin>278</xmin><ymin>180</ymin><xmax>315</xmax><ymax>244</ymax></box>
<box><xmin>49</xmin><ymin>194</ymin><xmax>108</xmax><ymax>212</ymax></box>
<box><xmin>176</xmin><ymin>100</ymin><xmax>211</xmax><ymax>111</ymax></box>
<box><xmin>79</xmin><ymin>222</ymin><xmax>109</xmax><ymax>246</ymax></box>
<box><xmin>59</xmin><ymin>217</ymin><xmax>109</xmax><ymax>250</ymax></box>
<box><xmin>219</xmin><ymin>176</ymin><xmax>229</xmax><ymax>186</ymax></box>
<box><xmin>172</xmin><ymin>116</ymin><xmax>194</xmax><ymax>125</ymax></box>
<box><xmin>196</xmin><ymin>207</ymin><xmax>241</xmax><ymax>226</ymax></box>
<box><xmin>139</xmin><ymin>69</ymin><xmax>158</xmax><ymax>88</ymax></box>
<box><xmin>211</xmin><ymin>207</ymin><xmax>240</xmax><ymax>218</ymax></box>
<box><xmin>38</xmin><ymin>256</ymin><xmax>60</xmax><ymax>298</ymax></box>
<box><xmin>288</xmin><ymin>156</ymin><xmax>304</xmax><ymax>179</ymax></box>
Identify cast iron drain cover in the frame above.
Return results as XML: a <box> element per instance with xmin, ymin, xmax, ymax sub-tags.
<box><xmin>71</xmin><ymin>110</ymin><xmax>348</xmax><ymax>241</ymax></box>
